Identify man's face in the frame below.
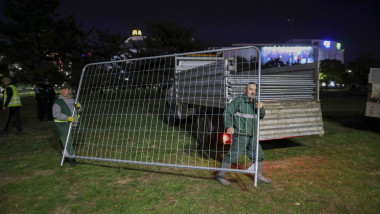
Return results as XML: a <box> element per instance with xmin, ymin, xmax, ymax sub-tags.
<box><xmin>245</xmin><ymin>84</ymin><xmax>257</xmax><ymax>99</ymax></box>
<box><xmin>44</xmin><ymin>81</ymin><xmax>49</xmax><ymax>85</ymax></box>
<box><xmin>60</xmin><ymin>88</ymin><xmax>71</xmax><ymax>98</ymax></box>
<box><xmin>2</xmin><ymin>80</ymin><xmax>10</xmax><ymax>86</ymax></box>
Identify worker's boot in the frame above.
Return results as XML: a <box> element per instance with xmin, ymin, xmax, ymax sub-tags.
<box><xmin>257</xmin><ymin>162</ymin><xmax>271</xmax><ymax>183</ymax></box>
<box><xmin>216</xmin><ymin>161</ymin><xmax>231</xmax><ymax>185</ymax></box>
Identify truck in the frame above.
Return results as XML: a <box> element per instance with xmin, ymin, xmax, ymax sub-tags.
<box><xmin>163</xmin><ymin>55</ymin><xmax>324</xmax><ymax>147</ymax></box>
<box><xmin>365</xmin><ymin>68</ymin><xmax>380</xmax><ymax>118</ymax></box>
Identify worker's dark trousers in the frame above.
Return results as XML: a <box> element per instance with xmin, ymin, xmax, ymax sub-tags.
<box><xmin>2</xmin><ymin>106</ymin><xmax>22</xmax><ymax>132</ymax></box>
<box><xmin>45</xmin><ymin>99</ymin><xmax>54</xmax><ymax>121</ymax></box>
<box><xmin>36</xmin><ymin>99</ymin><xmax>46</xmax><ymax>121</ymax></box>
<box><xmin>223</xmin><ymin>134</ymin><xmax>264</xmax><ymax>164</ymax></box>
<box><xmin>55</xmin><ymin>122</ymin><xmax>75</xmax><ymax>155</ymax></box>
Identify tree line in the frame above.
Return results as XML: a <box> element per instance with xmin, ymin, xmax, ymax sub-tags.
<box><xmin>1</xmin><ymin>0</ymin><xmax>379</xmax><ymax>89</ymax></box>
<box><xmin>0</xmin><ymin>0</ymin><xmax>209</xmax><ymax>87</ymax></box>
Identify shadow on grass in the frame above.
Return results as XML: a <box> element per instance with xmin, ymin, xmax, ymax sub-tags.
<box><xmin>77</xmin><ymin>160</ymin><xmax>217</xmax><ymax>181</ymax></box>
<box><xmin>261</xmin><ymin>139</ymin><xmax>302</xmax><ymax>150</ymax></box>
<box><xmin>77</xmin><ymin>160</ymin><xmax>258</xmax><ymax>191</ymax></box>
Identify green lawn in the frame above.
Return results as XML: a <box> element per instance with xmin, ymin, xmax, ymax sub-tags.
<box><xmin>0</xmin><ymin>91</ymin><xmax>379</xmax><ymax>213</ymax></box>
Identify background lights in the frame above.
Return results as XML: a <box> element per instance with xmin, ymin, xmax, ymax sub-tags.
<box><xmin>323</xmin><ymin>41</ymin><xmax>331</xmax><ymax>48</ymax></box>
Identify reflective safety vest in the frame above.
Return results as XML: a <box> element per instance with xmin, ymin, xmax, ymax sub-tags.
<box><xmin>54</xmin><ymin>99</ymin><xmax>71</xmax><ymax>123</ymax></box>
<box><xmin>4</xmin><ymin>84</ymin><xmax>21</xmax><ymax>107</ymax></box>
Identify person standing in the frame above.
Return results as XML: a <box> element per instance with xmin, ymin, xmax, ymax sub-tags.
<box><xmin>44</xmin><ymin>79</ymin><xmax>55</xmax><ymax>121</ymax></box>
<box><xmin>216</xmin><ymin>82</ymin><xmax>271</xmax><ymax>185</ymax></box>
<box><xmin>35</xmin><ymin>81</ymin><xmax>46</xmax><ymax>121</ymax></box>
<box><xmin>52</xmin><ymin>83</ymin><xmax>80</xmax><ymax>166</ymax></box>
<box><xmin>1</xmin><ymin>77</ymin><xmax>22</xmax><ymax>135</ymax></box>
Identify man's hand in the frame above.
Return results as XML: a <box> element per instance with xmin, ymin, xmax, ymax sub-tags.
<box><xmin>227</xmin><ymin>127</ymin><xmax>234</xmax><ymax>135</ymax></box>
<box><xmin>2</xmin><ymin>106</ymin><xmax>6</xmax><ymax>111</ymax></box>
<box><xmin>68</xmin><ymin>116</ymin><xmax>75</xmax><ymax>122</ymax></box>
<box><xmin>257</xmin><ymin>102</ymin><xmax>263</xmax><ymax>109</ymax></box>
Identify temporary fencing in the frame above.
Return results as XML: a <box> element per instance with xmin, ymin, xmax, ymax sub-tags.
<box><xmin>60</xmin><ymin>46</ymin><xmax>323</xmax><ymax>186</ymax></box>
<box><xmin>61</xmin><ymin>47</ymin><xmax>265</xmax><ymax>185</ymax></box>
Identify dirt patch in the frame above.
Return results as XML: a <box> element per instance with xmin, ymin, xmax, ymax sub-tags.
<box><xmin>52</xmin><ymin>204</ymin><xmax>71</xmax><ymax>214</ymax></box>
<box><xmin>33</xmin><ymin>170</ymin><xmax>55</xmax><ymax>176</ymax></box>
<box><xmin>0</xmin><ymin>170</ymin><xmax>55</xmax><ymax>186</ymax></box>
<box><xmin>108</xmin><ymin>177</ymin><xmax>133</xmax><ymax>186</ymax></box>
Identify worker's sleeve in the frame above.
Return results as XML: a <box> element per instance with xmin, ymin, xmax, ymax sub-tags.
<box><xmin>223</xmin><ymin>98</ymin><xmax>239</xmax><ymax>129</ymax></box>
<box><xmin>4</xmin><ymin>87</ymin><xmax>13</xmax><ymax>107</ymax></box>
<box><xmin>52</xmin><ymin>103</ymin><xmax>70</xmax><ymax>121</ymax></box>
<box><xmin>260</xmin><ymin>106</ymin><xmax>265</xmax><ymax>119</ymax></box>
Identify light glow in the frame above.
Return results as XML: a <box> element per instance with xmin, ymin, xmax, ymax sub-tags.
<box><xmin>337</xmin><ymin>43</ymin><xmax>341</xmax><ymax>49</ymax></box>
<box><xmin>323</xmin><ymin>41</ymin><xmax>331</xmax><ymax>48</ymax></box>
<box><xmin>132</xmin><ymin>29</ymin><xmax>142</xmax><ymax>36</ymax></box>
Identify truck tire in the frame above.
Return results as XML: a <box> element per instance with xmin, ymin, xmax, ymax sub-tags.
<box><xmin>163</xmin><ymin>103</ymin><xmax>178</xmax><ymax>126</ymax></box>
<box><xmin>196</xmin><ymin>116</ymin><xmax>216</xmax><ymax>150</ymax></box>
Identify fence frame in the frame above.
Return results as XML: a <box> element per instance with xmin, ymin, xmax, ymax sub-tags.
<box><xmin>60</xmin><ymin>46</ymin><xmax>262</xmax><ymax>186</ymax></box>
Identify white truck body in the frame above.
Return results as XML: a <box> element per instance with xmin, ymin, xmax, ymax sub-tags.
<box><xmin>165</xmin><ymin>56</ymin><xmax>324</xmax><ymax>143</ymax></box>
<box><xmin>365</xmin><ymin>68</ymin><xmax>380</xmax><ymax>118</ymax></box>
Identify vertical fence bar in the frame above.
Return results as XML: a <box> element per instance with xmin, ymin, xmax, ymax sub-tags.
<box><xmin>254</xmin><ymin>49</ymin><xmax>262</xmax><ymax>187</ymax></box>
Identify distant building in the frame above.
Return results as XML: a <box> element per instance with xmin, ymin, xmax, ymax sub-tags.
<box><xmin>233</xmin><ymin>39</ymin><xmax>344</xmax><ymax>65</ymax></box>
<box><xmin>124</xmin><ymin>29</ymin><xmax>146</xmax><ymax>54</ymax></box>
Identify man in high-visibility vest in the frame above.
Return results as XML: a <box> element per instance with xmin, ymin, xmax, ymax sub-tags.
<box><xmin>52</xmin><ymin>83</ymin><xmax>81</xmax><ymax>166</ymax></box>
<box><xmin>1</xmin><ymin>77</ymin><xmax>22</xmax><ymax>135</ymax></box>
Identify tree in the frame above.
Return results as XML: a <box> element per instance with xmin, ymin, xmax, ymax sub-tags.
<box><xmin>130</xmin><ymin>20</ymin><xmax>209</xmax><ymax>57</ymax></box>
<box><xmin>0</xmin><ymin>0</ymin><xmax>59</xmax><ymax>79</ymax></box>
<box><xmin>319</xmin><ymin>59</ymin><xmax>346</xmax><ymax>90</ymax></box>
<box><xmin>89</xmin><ymin>29</ymin><xmax>128</xmax><ymax>62</ymax></box>
<box><xmin>0</xmin><ymin>0</ymin><xmax>90</xmax><ymax>84</ymax></box>
<box><xmin>347</xmin><ymin>52</ymin><xmax>380</xmax><ymax>88</ymax></box>
<box><xmin>125</xmin><ymin>21</ymin><xmax>209</xmax><ymax>87</ymax></box>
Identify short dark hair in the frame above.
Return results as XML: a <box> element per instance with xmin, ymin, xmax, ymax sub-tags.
<box><xmin>246</xmin><ymin>82</ymin><xmax>256</xmax><ymax>89</ymax></box>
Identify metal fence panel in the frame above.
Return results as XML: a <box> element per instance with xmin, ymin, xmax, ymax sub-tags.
<box><xmin>61</xmin><ymin>47</ymin><xmax>263</xmax><ymax>180</ymax></box>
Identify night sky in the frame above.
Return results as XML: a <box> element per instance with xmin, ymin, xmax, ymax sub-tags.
<box><xmin>2</xmin><ymin>0</ymin><xmax>380</xmax><ymax>63</ymax></box>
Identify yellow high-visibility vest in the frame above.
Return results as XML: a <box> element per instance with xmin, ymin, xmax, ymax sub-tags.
<box><xmin>3</xmin><ymin>84</ymin><xmax>21</xmax><ymax>107</ymax></box>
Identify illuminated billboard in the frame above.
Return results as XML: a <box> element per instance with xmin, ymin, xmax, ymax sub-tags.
<box><xmin>261</xmin><ymin>46</ymin><xmax>314</xmax><ymax>65</ymax></box>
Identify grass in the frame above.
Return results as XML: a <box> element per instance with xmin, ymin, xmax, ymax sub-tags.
<box><xmin>0</xmin><ymin>91</ymin><xmax>379</xmax><ymax>213</ymax></box>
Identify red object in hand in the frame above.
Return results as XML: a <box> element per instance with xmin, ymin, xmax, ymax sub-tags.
<box><xmin>222</xmin><ymin>133</ymin><xmax>233</xmax><ymax>144</ymax></box>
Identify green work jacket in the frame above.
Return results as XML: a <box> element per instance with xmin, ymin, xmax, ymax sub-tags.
<box><xmin>223</xmin><ymin>93</ymin><xmax>265</xmax><ymax>136</ymax></box>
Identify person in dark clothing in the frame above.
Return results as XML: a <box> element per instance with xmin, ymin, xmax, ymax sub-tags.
<box><xmin>34</xmin><ymin>79</ymin><xmax>56</xmax><ymax>121</ymax></box>
<box><xmin>35</xmin><ymin>82</ymin><xmax>46</xmax><ymax>121</ymax></box>
<box><xmin>44</xmin><ymin>79</ymin><xmax>55</xmax><ymax>121</ymax></box>
<box><xmin>1</xmin><ymin>77</ymin><xmax>22</xmax><ymax>135</ymax></box>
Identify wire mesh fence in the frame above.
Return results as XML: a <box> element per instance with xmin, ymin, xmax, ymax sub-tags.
<box><xmin>63</xmin><ymin>47</ymin><xmax>262</xmax><ymax>176</ymax></box>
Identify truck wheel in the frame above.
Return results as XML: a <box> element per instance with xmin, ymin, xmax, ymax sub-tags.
<box><xmin>197</xmin><ymin>116</ymin><xmax>216</xmax><ymax>149</ymax></box>
<box><xmin>163</xmin><ymin>103</ymin><xmax>178</xmax><ymax>126</ymax></box>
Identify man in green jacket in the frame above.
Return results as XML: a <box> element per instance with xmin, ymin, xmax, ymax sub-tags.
<box><xmin>1</xmin><ymin>77</ymin><xmax>22</xmax><ymax>135</ymax></box>
<box><xmin>216</xmin><ymin>82</ymin><xmax>271</xmax><ymax>185</ymax></box>
<box><xmin>53</xmin><ymin>83</ymin><xmax>80</xmax><ymax>166</ymax></box>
